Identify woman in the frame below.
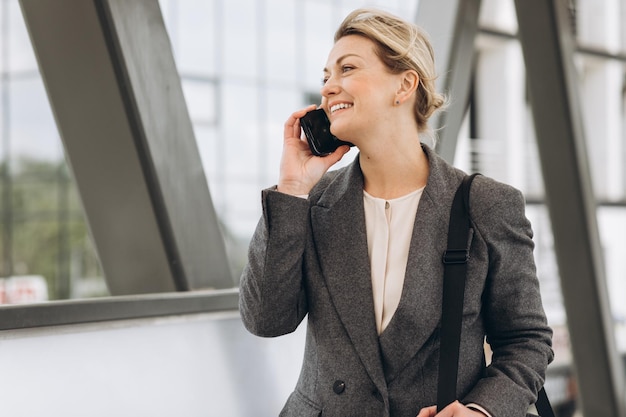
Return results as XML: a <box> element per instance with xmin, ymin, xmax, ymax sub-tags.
<box><xmin>239</xmin><ymin>8</ymin><xmax>553</xmax><ymax>417</ymax></box>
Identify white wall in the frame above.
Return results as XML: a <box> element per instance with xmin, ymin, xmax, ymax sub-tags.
<box><xmin>0</xmin><ymin>311</ymin><xmax>306</xmax><ymax>417</ymax></box>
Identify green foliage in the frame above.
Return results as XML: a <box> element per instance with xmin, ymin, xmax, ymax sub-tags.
<box><xmin>0</xmin><ymin>158</ymin><xmax>106</xmax><ymax>300</ymax></box>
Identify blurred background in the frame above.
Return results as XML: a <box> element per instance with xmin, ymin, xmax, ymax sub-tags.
<box><xmin>0</xmin><ymin>0</ymin><xmax>625</xmax><ymax>416</ymax></box>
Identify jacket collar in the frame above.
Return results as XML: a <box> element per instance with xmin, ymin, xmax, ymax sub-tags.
<box><xmin>310</xmin><ymin>145</ymin><xmax>465</xmax><ymax>385</ymax></box>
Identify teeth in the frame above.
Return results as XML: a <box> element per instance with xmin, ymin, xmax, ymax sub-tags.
<box><xmin>331</xmin><ymin>103</ymin><xmax>352</xmax><ymax>113</ymax></box>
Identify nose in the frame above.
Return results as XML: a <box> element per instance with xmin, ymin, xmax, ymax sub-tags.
<box><xmin>320</xmin><ymin>75</ymin><xmax>340</xmax><ymax>98</ymax></box>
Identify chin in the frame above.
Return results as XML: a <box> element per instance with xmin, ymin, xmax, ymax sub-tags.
<box><xmin>333</xmin><ymin>129</ymin><xmax>361</xmax><ymax>146</ymax></box>
<box><xmin>330</xmin><ymin>123</ymin><xmax>351</xmax><ymax>142</ymax></box>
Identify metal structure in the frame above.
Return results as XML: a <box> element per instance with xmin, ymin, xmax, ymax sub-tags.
<box><xmin>515</xmin><ymin>1</ymin><xmax>626</xmax><ymax>415</ymax></box>
<box><xmin>19</xmin><ymin>0</ymin><xmax>233</xmax><ymax>295</ymax></box>
<box><xmin>418</xmin><ymin>0</ymin><xmax>626</xmax><ymax>416</ymax></box>
<box><xmin>416</xmin><ymin>0</ymin><xmax>482</xmax><ymax>163</ymax></box>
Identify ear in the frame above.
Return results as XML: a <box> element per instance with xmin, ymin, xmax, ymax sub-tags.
<box><xmin>395</xmin><ymin>70</ymin><xmax>419</xmax><ymax>104</ymax></box>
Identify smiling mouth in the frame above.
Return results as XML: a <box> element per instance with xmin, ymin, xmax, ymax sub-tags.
<box><xmin>330</xmin><ymin>103</ymin><xmax>353</xmax><ymax>114</ymax></box>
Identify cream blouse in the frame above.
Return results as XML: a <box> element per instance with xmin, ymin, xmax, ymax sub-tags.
<box><xmin>294</xmin><ymin>188</ymin><xmax>490</xmax><ymax>416</ymax></box>
<box><xmin>363</xmin><ymin>187</ymin><xmax>424</xmax><ymax>335</ymax></box>
<box><xmin>362</xmin><ymin>188</ymin><xmax>492</xmax><ymax>417</ymax></box>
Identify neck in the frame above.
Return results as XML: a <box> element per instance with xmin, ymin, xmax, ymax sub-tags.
<box><xmin>360</xmin><ymin>139</ymin><xmax>429</xmax><ymax>200</ymax></box>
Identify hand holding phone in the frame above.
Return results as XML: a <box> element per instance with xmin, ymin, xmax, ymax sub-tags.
<box><xmin>300</xmin><ymin>108</ymin><xmax>353</xmax><ymax>156</ymax></box>
<box><xmin>277</xmin><ymin>106</ymin><xmax>351</xmax><ymax>196</ymax></box>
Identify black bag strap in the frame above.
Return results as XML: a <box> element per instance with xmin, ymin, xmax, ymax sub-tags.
<box><xmin>437</xmin><ymin>173</ymin><xmax>478</xmax><ymax>411</ymax></box>
<box><xmin>535</xmin><ymin>387</ymin><xmax>556</xmax><ymax>417</ymax></box>
<box><xmin>437</xmin><ymin>174</ymin><xmax>555</xmax><ymax>417</ymax></box>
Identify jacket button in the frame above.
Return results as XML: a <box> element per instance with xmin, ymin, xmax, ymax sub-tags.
<box><xmin>333</xmin><ymin>380</ymin><xmax>346</xmax><ymax>394</ymax></box>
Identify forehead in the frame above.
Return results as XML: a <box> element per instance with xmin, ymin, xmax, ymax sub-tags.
<box><xmin>324</xmin><ymin>35</ymin><xmax>379</xmax><ymax>68</ymax></box>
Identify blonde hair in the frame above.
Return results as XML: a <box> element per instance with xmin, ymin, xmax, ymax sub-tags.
<box><xmin>334</xmin><ymin>8</ymin><xmax>446</xmax><ymax>135</ymax></box>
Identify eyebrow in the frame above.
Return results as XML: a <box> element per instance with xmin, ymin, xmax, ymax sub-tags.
<box><xmin>323</xmin><ymin>53</ymin><xmax>361</xmax><ymax>73</ymax></box>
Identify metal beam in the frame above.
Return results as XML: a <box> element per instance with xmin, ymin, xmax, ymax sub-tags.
<box><xmin>0</xmin><ymin>289</ymin><xmax>238</xmax><ymax>330</ymax></box>
<box><xmin>416</xmin><ymin>0</ymin><xmax>481</xmax><ymax>163</ymax></box>
<box><xmin>515</xmin><ymin>1</ymin><xmax>626</xmax><ymax>416</ymax></box>
<box><xmin>19</xmin><ymin>0</ymin><xmax>233</xmax><ymax>295</ymax></box>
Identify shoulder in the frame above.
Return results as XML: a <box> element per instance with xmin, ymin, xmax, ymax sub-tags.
<box><xmin>468</xmin><ymin>175</ymin><xmax>526</xmax><ymax>221</ymax></box>
<box><xmin>465</xmin><ymin>176</ymin><xmax>533</xmax><ymax>244</ymax></box>
<box><xmin>420</xmin><ymin>145</ymin><xmax>527</xmax><ymax>218</ymax></box>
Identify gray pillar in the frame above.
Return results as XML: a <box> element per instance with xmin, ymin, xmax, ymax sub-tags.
<box><xmin>515</xmin><ymin>1</ymin><xmax>626</xmax><ymax>416</ymax></box>
<box><xmin>19</xmin><ymin>0</ymin><xmax>233</xmax><ymax>295</ymax></box>
<box><xmin>416</xmin><ymin>0</ymin><xmax>481</xmax><ymax>163</ymax></box>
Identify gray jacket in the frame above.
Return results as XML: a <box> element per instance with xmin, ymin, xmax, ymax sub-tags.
<box><xmin>239</xmin><ymin>145</ymin><xmax>553</xmax><ymax>417</ymax></box>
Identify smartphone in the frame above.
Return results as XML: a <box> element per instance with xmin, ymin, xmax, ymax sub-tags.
<box><xmin>300</xmin><ymin>108</ymin><xmax>353</xmax><ymax>156</ymax></box>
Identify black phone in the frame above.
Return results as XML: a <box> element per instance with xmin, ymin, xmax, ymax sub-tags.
<box><xmin>299</xmin><ymin>108</ymin><xmax>353</xmax><ymax>156</ymax></box>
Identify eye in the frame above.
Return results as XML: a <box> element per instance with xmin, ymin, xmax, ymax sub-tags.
<box><xmin>321</xmin><ymin>76</ymin><xmax>329</xmax><ymax>86</ymax></box>
<box><xmin>341</xmin><ymin>65</ymin><xmax>355</xmax><ymax>73</ymax></box>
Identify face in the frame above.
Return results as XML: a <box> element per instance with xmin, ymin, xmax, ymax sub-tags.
<box><xmin>321</xmin><ymin>35</ymin><xmax>402</xmax><ymax>143</ymax></box>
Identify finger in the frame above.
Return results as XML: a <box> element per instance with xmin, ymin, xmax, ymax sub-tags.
<box><xmin>439</xmin><ymin>400</ymin><xmax>474</xmax><ymax>416</ymax></box>
<box><xmin>284</xmin><ymin>105</ymin><xmax>317</xmax><ymax>140</ymax></box>
<box><xmin>416</xmin><ymin>405</ymin><xmax>437</xmax><ymax>417</ymax></box>
<box><xmin>321</xmin><ymin>144</ymin><xmax>351</xmax><ymax>166</ymax></box>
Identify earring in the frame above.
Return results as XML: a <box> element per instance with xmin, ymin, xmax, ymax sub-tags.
<box><xmin>395</xmin><ymin>100</ymin><xmax>400</xmax><ymax>105</ymax></box>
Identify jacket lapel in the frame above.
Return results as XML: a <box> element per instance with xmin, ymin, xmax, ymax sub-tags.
<box><xmin>378</xmin><ymin>146</ymin><xmax>464</xmax><ymax>382</ymax></box>
<box><xmin>310</xmin><ymin>158</ymin><xmax>387</xmax><ymax>392</ymax></box>
<box><xmin>309</xmin><ymin>147</ymin><xmax>464</xmax><ymax>387</ymax></box>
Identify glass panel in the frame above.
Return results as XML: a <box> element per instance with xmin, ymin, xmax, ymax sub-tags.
<box><xmin>67</xmin><ymin>177</ymin><xmax>85</xmax><ymax>214</ymax></box>
<box><xmin>623</xmin><ymin>3</ymin><xmax>626</xmax><ymax>53</ymax></box>
<box><xmin>0</xmin><ymin>175</ymin><xmax>4</xmax><ymax>278</ymax></box>
<box><xmin>9</xmin><ymin>76</ymin><xmax>63</xmax><ymax>162</ymax></box>
<box><xmin>265</xmin><ymin>0</ymin><xmax>297</xmax><ymax>85</ymax></box>
<box><xmin>479</xmin><ymin>0</ymin><xmax>517</xmax><ymax>32</ymax></box>
<box><xmin>301</xmin><ymin>2</ymin><xmax>334</xmax><ymax>92</ymax></box>
<box><xmin>222</xmin><ymin>0</ymin><xmax>258</xmax><ymax>80</ymax></box>
<box><xmin>66</xmin><ymin>220</ymin><xmax>106</xmax><ymax>299</ymax></box>
<box><xmin>222</xmin><ymin>178</ymin><xmax>263</xmax><ymax>243</ymax></box>
<box><xmin>7</xmin><ymin>1</ymin><xmax>38</xmax><ymax>73</ymax></box>
<box><xmin>0</xmin><ymin>3</ymin><xmax>4</xmax><ymax>75</ymax></box>
<box><xmin>579</xmin><ymin>58</ymin><xmax>625</xmax><ymax>202</ymax></box>
<box><xmin>599</xmin><ymin>206</ymin><xmax>626</xmax><ymax>353</ymax></box>
<box><xmin>1</xmin><ymin>0</ymin><xmax>105</xmax><ymax>302</ymax></box>
<box><xmin>181</xmin><ymin>78</ymin><xmax>217</xmax><ymax>125</ymax></box>
<box><xmin>10</xmin><ymin>217</ymin><xmax>104</xmax><ymax>301</ymax></box>
<box><xmin>11</xmin><ymin>219</ymin><xmax>59</xmax><ymax>298</ymax></box>
<box><xmin>623</xmin><ymin>61</ymin><xmax>626</xmax><ymax>192</ymax></box>
<box><xmin>12</xmin><ymin>176</ymin><xmax>58</xmax><ymax>217</ymax></box>
<box><xmin>578</xmin><ymin>0</ymin><xmax>622</xmax><ymax>50</ymax></box>
<box><xmin>6</xmin><ymin>158</ymin><xmax>106</xmax><ymax>301</ymax></box>
<box><xmin>194</xmin><ymin>124</ymin><xmax>221</xmax><ymax>187</ymax></box>
<box><xmin>163</xmin><ymin>0</ymin><xmax>218</xmax><ymax>76</ymax></box>
<box><xmin>221</xmin><ymin>82</ymin><xmax>259</xmax><ymax>179</ymax></box>
<box><xmin>264</xmin><ymin>86</ymin><xmax>300</xmax><ymax>184</ymax></box>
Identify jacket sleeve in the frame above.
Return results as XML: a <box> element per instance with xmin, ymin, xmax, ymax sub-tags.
<box><xmin>238</xmin><ymin>187</ymin><xmax>310</xmax><ymax>337</ymax></box>
<box><xmin>463</xmin><ymin>178</ymin><xmax>554</xmax><ymax>417</ymax></box>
